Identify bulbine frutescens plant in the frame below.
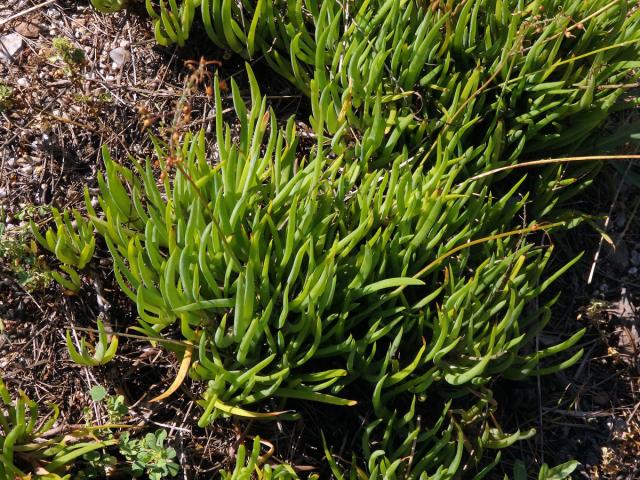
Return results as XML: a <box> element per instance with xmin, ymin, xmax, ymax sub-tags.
<box><xmin>0</xmin><ymin>380</ymin><xmax>116</xmax><ymax>479</ymax></box>
<box><xmin>220</xmin><ymin>437</ymin><xmax>306</xmax><ymax>480</ymax></box>
<box><xmin>89</xmin><ymin>0</ymin><xmax>127</xmax><ymax>13</ymax></box>
<box><xmin>220</xmin><ymin>437</ymin><xmax>579</xmax><ymax>480</ymax></box>
<box><xmin>30</xmin><ymin>208</ymin><xmax>95</xmax><ymax>292</ymax></box>
<box><xmin>66</xmin><ymin>319</ymin><xmax>118</xmax><ymax>366</ymax></box>
<box><xmin>109</xmin><ymin>1</ymin><xmax>640</xmax><ymax>162</ymax></box>
<box><xmin>75</xmin><ymin>0</ymin><xmax>640</xmax><ymax>477</ymax></box>
<box><xmin>73</xmin><ymin>67</ymin><xmax>585</xmax><ymax>478</ymax></box>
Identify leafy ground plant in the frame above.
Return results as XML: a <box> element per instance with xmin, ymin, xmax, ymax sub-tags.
<box><xmin>106</xmin><ymin>0</ymin><xmax>640</xmax><ymax>164</ymax></box>
<box><xmin>89</xmin><ymin>385</ymin><xmax>128</xmax><ymax>423</ymax></box>
<box><xmin>119</xmin><ymin>430</ymin><xmax>179</xmax><ymax>480</ymax></box>
<box><xmin>49</xmin><ymin>68</ymin><xmax>586</xmax><ymax>478</ymax></box>
<box><xmin>77</xmin><ymin>385</ymin><xmax>178</xmax><ymax>479</ymax></box>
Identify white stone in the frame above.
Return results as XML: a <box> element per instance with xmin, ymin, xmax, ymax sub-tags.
<box><xmin>0</xmin><ymin>33</ymin><xmax>23</xmax><ymax>62</ymax></box>
<box><xmin>16</xmin><ymin>77</ymin><xmax>28</xmax><ymax>88</ymax></box>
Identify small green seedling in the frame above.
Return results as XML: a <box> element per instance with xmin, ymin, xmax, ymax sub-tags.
<box><xmin>66</xmin><ymin>319</ymin><xmax>118</xmax><ymax>366</ymax></box>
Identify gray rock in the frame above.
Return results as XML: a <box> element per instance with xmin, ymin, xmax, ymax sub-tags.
<box><xmin>0</xmin><ymin>33</ymin><xmax>23</xmax><ymax>62</ymax></box>
<box><xmin>109</xmin><ymin>46</ymin><xmax>129</xmax><ymax>67</ymax></box>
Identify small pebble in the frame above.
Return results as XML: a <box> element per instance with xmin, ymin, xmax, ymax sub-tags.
<box><xmin>16</xmin><ymin>77</ymin><xmax>29</xmax><ymax>87</ymax></box>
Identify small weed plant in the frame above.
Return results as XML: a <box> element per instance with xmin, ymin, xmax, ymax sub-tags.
<box><xmin>1</xmin><ymin>209</ymin><xmax>52</xmax><ymax>291</ymax></box>
<box><xmin>0</xmin><ymin>82</ymin><xmax>12</xmax><ymax>112</ymax></box>
<box><xmin>119</xmin><ymin>430</ymin><xmax>179</xmax><ymax>480</ymax></box>
<box><xmin>79</xmin><ymin>385</ymin><xmax>179</xmax><ymax>479</ymax></box>
<box><xmin>50</xmin><ymin>37</ymin><xmax>86</xmax><ymax>76</ymax></box>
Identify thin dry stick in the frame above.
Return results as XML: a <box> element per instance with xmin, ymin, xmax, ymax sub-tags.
<box><xmin>466</xmin><ymin>154</ymin><xmax>640</xmax><ymax>182</ymax></box>
<box><xmin>521</xmin><ymin>0</ymin><xmax>622</xmax><ymax>53</ymax></box>
<box><xmin>390</xmin><ymin>220</ymin><xmax>567</xmax><ymax>297</ymax></box>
